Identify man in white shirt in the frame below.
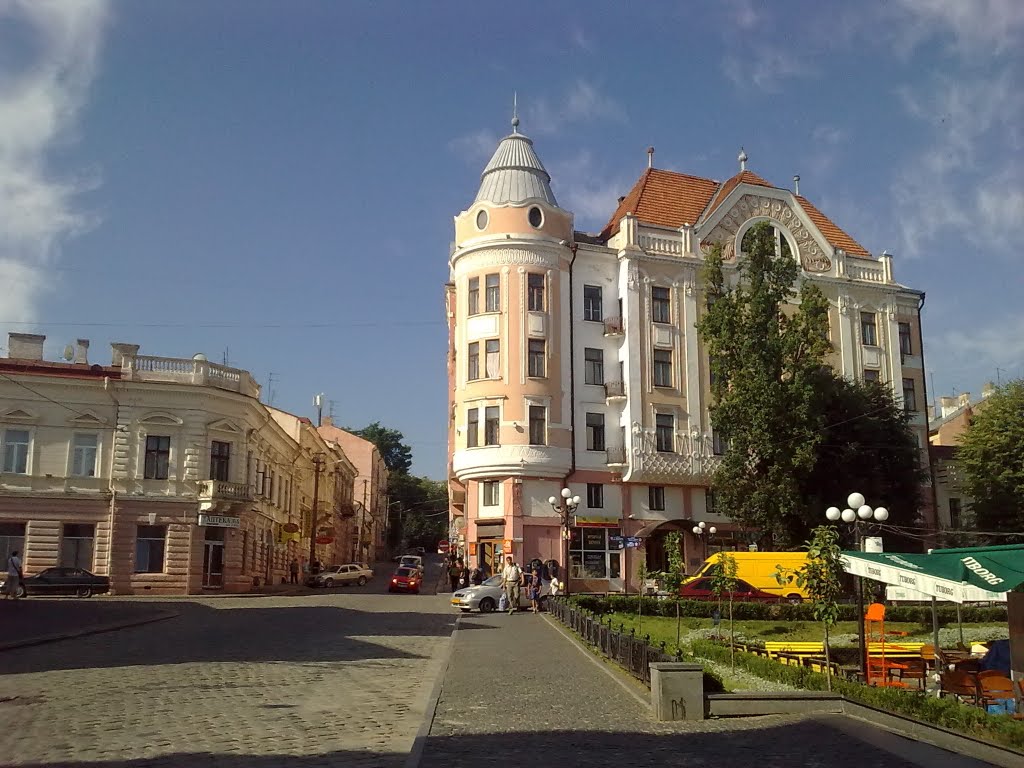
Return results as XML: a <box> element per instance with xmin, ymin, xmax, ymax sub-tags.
<box><xmin>501</xmin><ymin>556</ymin><xmax>522</xmax><ymax>615</ymax></box>
<box><xmin>5</xmin><ymin>549</ymin><xmax>23</xmax><ymax>600</ymax></box>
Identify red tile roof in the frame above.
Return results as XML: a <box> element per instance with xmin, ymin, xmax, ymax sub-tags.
<box><xmin>598</xmin><ymin>167</ymin><xmax>870</xmax><ymax>257</ymax></box>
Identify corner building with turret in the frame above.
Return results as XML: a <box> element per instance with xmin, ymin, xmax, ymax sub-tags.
<box><xmin>445</xmin><ymin>121</ymin><xmax>935</xmax><ymax>592</ymax></box>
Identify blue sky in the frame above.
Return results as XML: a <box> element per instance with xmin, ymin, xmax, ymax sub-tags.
<box><xmin>2</xmin><ymin>0</ymin><xmax>1022</xmax><ymax>479</ymax></box>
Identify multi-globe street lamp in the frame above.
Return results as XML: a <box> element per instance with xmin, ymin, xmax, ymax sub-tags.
<box><xmin>548</xmin><ymin>487</ymin><xmax>581</xmax><ymax>596</ymax></box>
<box><xmin>825</xmin><ymin>492</ymin><xmax>889</xmax><ymax>679</ymax></box>
<box><xmin>692</xmin><ymin>520</ymin><xmax>717</xmax><ymax>561</ymax></box>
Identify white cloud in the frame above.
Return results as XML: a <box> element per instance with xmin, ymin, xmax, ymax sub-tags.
<box><xmin>895</xmin><ymin>0</ymin><xmax>1024</xmax><ymax>54</ymax></box>
<box><xmin>549</xmin><ymin>150</ymin><xmax>632</xmax><ymax>231</ymax></box>
<box><xmin>524</xmin><ymin>80</ymin><xmax>624</xmax><ymax>136</ymax></box>
<box><xmin>0</xmin><ymin>0</ymin><xmax>109</xmax><ymax>323</ymax></box>
<box><xmin>722</xmin><ymin>46</ymin><xmax>809</xmax><ymax>93</ymax></box>
<box><xmin>448</xmin><ymin>129</ymin><xmax>499</xmax><ymax>164</ymax></box>
<box><xmin>725</xmin><ymin>0</ymin><xmax>761</xmax><ymax>29</ymax></box>
<box><xmin>569</xmin><ymin>24</ymin><xmax>593</xmax><ymax>52</ymax></box>
<box><xmin>938</xmin><ymin>314</ymin><xmax>1024</xmax><ymax>383</ymax></box>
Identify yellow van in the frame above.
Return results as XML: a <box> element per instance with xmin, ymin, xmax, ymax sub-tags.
<box><xmin>685</xmin><ymin>551</ymin><xmax>809</xmax><ymax>600</ymax></box>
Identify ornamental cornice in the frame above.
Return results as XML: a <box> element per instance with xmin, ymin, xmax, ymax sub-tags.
<box><xmin>452</xmin><ymin>245</ymin><xmax>562</xmax><ymax>276</ymax></box>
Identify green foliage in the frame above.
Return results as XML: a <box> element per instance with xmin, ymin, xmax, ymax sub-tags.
<box><xmin>794</xmin><ymin>526</ymin><xmax>846</xmax><ymax>627</ymax></box>
<box><xmin>956</xmin><ymin>379</ymin><xmax>1024</xmax><ymax>542</ymax></box>
<box><xmin>709</xmin><ymin>552</ymin><xmax>739</xmax><ymax>665</ymax></box>
<box><xmin>386</xmin><ymin>473</ymin><xmax>446</xmax><ymax>549</ymax></box>
<box><xmin>347</xmin><ymin>422</ymin><xmax>413</xmax><ymax>474</ymax></box>
<box><xmin>697</xmin><ymin>223</ymin><xmax>832</xmax><ymax>545</ymax></box>
<box><xmin>690</xmin><ymin>640</ymin><xmax>1024</xmax><ymax>752</ymax></box>
<box><xmin>658</xmin><ymin>532</ymin><xmax>686</xmax><ymax>593</ymax></box>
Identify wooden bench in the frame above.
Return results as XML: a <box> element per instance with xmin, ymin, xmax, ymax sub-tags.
<box><xmin>867</xmin><ymin>642</ymin><xmax>925</xmax><ymax>661</ymax></box>
<box><xmin>765</xmin><ymin>642</ymin><xmax>825</xmax><ymax>661</ymax></box>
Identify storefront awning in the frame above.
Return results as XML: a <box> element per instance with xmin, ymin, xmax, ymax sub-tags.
<box><xmin>841</xmin><ymin>544</ymin><xmax>1024</xmax><ymax>604</ymax></box>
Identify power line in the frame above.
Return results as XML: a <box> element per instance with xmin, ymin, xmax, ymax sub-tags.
<box><xmin>0</xmin><ymin>319</ymin><xmax>446</xmax><ymax>330</ymax></box>
<box><xmin>0</xmin><ymin>372</ymin><xmax>111</xmax><ymax>423</ymax></box>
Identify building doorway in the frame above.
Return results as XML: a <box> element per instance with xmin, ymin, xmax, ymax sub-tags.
<box><xmin>477</xmin><ymin>539</ymin><xmax>503</xmax><ymax>578</ymax></box>
<box><xmin>202</xmin><ymin>527</ymin><xmax>225</xmax><ymax>588</ymax></box>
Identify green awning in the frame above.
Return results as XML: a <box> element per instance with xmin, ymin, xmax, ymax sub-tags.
<box><xmin>841</xmin><ymin>544</ymin><xmax>1024</xmax><ymax>603</ymax></box>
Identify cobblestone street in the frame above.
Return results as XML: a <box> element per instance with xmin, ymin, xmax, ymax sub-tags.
<box><xmin>0</xmin><ymin>581</ymin><xmax>455</xmax><ymax>768</ymax></box>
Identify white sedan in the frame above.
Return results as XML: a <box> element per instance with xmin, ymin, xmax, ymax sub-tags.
<box><xmin>312</xmin><ymin>563</ymin><xmax>373</xmax><ymax>588</ymax></box>
<box><xmin>451</xmin><ymin>575</ymin><xmax>551</xmax><ymax>613</ymax></box>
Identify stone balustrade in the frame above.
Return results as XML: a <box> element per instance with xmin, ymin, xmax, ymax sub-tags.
<box><xmin>124</xmin><ymin>355</ymin><xmax>261</xmax><ymax>397</ymax></box>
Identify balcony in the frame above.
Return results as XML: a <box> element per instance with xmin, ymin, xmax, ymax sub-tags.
<box><xmin>604</xmin><ymin>380</ymin><xmax>626</xmax><ymax>400</ymax></box>
<box><xmin>603</xmin><ymin>317</ymin><xmax>624</xmax><ymax>336</ymax></box>
<box><xmin>197</xmin><ymin>480</ymin><xmax>252</xmax><ymax>512</ymax></box>
<box><xmin>336</xmin><ymin>502</ymin><xmax>356</xmax><ymax>518</ymax></box>
<box><xmin>606</xmin><ymin>446</ymin><xmax>627</xmax><ymax>466</ymax></box>
<box><xmin>123</xmin><ymin>355</ymin><xmax>261</xmax><ymax>398</ymax></box>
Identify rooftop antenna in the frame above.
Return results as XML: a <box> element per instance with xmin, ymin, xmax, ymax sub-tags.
<box><xmin>328</xmin><ymin>399</ymin><xmax>337</xmax><ymax>422</ymax></box>
<box><xmin>511</xmin><ymin>91</ymin><xmax>519</xmax><ymax>133</ymax></box>
<box><xmin>647</xmin><ymin>146</ymin><xmax>655</xmax><ymax>168</ymax></box>
<box><xmin>222</xmin><ymin>347</ymin><xmax>230</xmax><ymax>366</ymax></box>
<box><xmin>265</xmin><ymin>372</ymin><xmax>278</xmax><ymax>405</ymax></box>
<box><xmin>996</xmin><ymin>367</ymin><xmax>1006</xmax><ymax>385</ymax></box>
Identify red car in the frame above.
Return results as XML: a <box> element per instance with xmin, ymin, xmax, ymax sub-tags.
<box><xmin>389</xmin><ymin>567</ymin><xmax>422</xmax><ymax>594</ymax></box>
<box><xmin>678</xmin><ymin>577</ymin><xmax>787</xmax><ymax>602</ymax></box>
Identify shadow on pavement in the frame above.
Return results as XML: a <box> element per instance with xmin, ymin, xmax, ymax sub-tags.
<box><xmin>5</xmin><ymin>720</ymin><xmax>973</xmax><ymax>768</ymax></box>
<box><xmin>0</xmin><ymin>600</ymin><xmax>457</xmax><ymax>676</ymax></box>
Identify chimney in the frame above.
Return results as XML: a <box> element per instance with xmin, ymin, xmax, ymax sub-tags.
<box><xmin>982</xmin><ymin>381</ymin><xmax>996</xmax><ymax>398</ymax></box>
<box><xmin>322</xmin><ymin>416</ymin><xmax>334</xmax><ymax>427</ymax></box>
<box><xmin>111</xmin><ymin>343</ymin><xmax>140</xmax><ymax>366</ymax></box>
<box><xmin>74</xmin><ymin>338</ymin><xmax>90</xmax><ymax>365</ymax></box>
<box><xmin>938</xmin><ymin>396</ymin><xmax>957</xmax><ymax>418</ymax></box>
<box><xmin>957</xmin><ymin>392</ymin><xmax>971</xmax><ymax>409</ymax></box>
<box><xmin>8</xmin><ymin>333</ymin><xmax>45</xmax><ymax>360</ymax></box>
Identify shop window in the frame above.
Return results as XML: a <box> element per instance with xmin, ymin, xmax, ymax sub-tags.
<box><xmin>61</xmin><ymin>523</ymin><xmax>95</xmax><ymax>569</ymax></box>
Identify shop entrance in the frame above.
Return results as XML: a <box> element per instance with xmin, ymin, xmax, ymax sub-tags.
<box><xmin>202</xmin><ymin>527</ymin><xmax>225</xmax><ymax>588</ymax></box>
<box><xmin>477</xmin><ymin>539</ymin><xmax>503</xmax><ymax>578</ymax></box>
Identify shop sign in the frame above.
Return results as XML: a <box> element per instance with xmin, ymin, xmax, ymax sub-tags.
<box><xmin>198</xmin><ymin>514</ymin><xmax>241</xmax><ymax>529</ymax></box>
<box><xmin>574</xmin><ymin>514</ymin><xmax>619</xmax><ymax>528</ymax></box>
<box><xmin>503</xmin><ymin>539</ymin><xmax>513</xmax><ymax>553</ymax></box>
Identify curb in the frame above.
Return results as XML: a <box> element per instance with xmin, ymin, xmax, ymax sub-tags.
<box><xmin>0</xmin><ymin>610</ymin><xmax>178</xmax><ymax>652</ymax></box>
<box><xmin>404</xmin><ymin>612</ymin><xmax>461</xmax><ymax>768</ymax></box>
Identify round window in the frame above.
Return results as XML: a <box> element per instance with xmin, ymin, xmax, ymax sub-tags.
<box><xmin>528</xmin><ymin>206</ymin><xmax>543</xmax><ymax>228</ymax></box>
<box><xmin>476</xmin><ymin>209</ymin><xmax>488</xmax><ymax>230</ymax></box>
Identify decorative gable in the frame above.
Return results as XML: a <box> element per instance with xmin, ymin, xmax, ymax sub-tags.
<box><xmin>139</xmin><ymin>412</ymin><xmax>183</xmax><ymax>427</ymax></box>
<box><xmin>1</xmin><ymin>408</ymin><xmax>38</xmax><ymax>423</ymax></box>
<box><xmin>69</xmin><ymin>411</ymin><xmax>107</xmax><ymax>426</ymax></box>
<box><xmin>700</xmin><ymin>193</ymin><xmax>833</xmax><ymax>273</ymax></box>
<box><xmin>208</xmin><ymin>418</ymin><xmax>242</xmax><ymax>434</ymax></box>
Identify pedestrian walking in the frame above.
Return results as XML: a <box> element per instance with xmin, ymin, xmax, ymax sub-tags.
<box><xmin>501</xmin><ymin>556</ymin><xmax>522</xmax><ymax>615</ymax></box>
<box><xmin>5</xmin><ymin>549</ymin><xmax>23</xmax><ymax>601</ymax></box>
<box><xmin>527</xmin><ymin>563</ymin><xmax>543</xmax><ymax>613</ymax></box>
<box><xmin>459</xmin><ymin>561</ymin><xmax>470</xmax><ymax>588</ymax></box>
<box><xmin>289</xmin><ymin>558</ymin><xmax>299</xmax><ymax>585</ymax></box>
<box><xmin>448</xmin><ymin>559</ymin><xmax>462</xmax><ymax>592</ymax></box>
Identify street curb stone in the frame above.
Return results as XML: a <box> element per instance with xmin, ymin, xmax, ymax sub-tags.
<box><xmin>404</xmin><ymin>611</ymin><xmax>461</xmax><ymax>768</ymax></box>
<box><xmin>0</xmin><ymin>609</ymin><xmax>178</xmax><ymax>652</ymax></box>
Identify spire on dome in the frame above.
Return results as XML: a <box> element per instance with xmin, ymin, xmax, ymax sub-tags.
<box><xmin>511</xmin><ymin>91</ymin><xmax>519</xmax><ymax>133</ymax></box>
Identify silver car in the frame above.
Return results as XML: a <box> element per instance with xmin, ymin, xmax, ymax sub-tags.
<box><xmin>451</xmin><ymin>574</ymin><xmax>551</xmax><ymax>613</ymax></box>
<box><xmin>313</xmin><ymin>563</ymin><xmax>373</xmax><ymax>588</ymax></box>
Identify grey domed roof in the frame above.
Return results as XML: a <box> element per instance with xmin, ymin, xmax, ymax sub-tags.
<box><xmin>474</xmin><ymin>130</ymin><xmax>558</xmax><ymax>207</ymax></box>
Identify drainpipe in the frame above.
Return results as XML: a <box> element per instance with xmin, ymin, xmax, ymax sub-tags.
<box><xmin>916</xmin><ymin>291</ymin><xmax>940</xmax><ymax>547</ymax></box>
<box><xmin>567</xmin><ymin>242</ymin><xmax>579</xmax><ymax>477</ymax></box>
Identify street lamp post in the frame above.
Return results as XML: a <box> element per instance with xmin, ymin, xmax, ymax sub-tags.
<box><xmin>825</xmin><ymin>492</ymin><xmax>889</xmax><ymax>680</ymax></box>
<box><xmin>691</xmin><ymin>521</ymin><xmax>717</xmax><ymax>563</ymax></box>
<box><xmin>548</xmin><ymin>487</ymin><xmax>580</xmax><ymax>596</ymax></box>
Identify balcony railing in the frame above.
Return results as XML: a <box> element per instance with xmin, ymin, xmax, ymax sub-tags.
<box><xmin>604</xmin><ymin>380</ymin><xmax>626</xmax><ymax>399</ymax></box>
<box><xmin>197</xmin><ymin>480</ymin><xmax>252</xmax><ymax>503</ymax></box>
<box><xmin>603</xmin><ymin>317</ymin><xmax>624</xmax><ymax>336</ymax></box>
<box><xmin>606</xmin><ymin>446</ymin><xmax>627</xmax><ymax>465</ymax></box>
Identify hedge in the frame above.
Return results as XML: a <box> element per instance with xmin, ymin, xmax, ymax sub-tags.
<box><xmin>690</xmin><ymin>639</ymin><xmax>1024</xmax><ymax>753</ymax></box>
<box><xmin>572</xmin><ymin>595</ymin><xmax>1008</xmax><ymax>625</ymax></box>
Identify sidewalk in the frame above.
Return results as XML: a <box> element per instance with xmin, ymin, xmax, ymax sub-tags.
<box><xmin>416</xmin><ymin>611</ymin><xmax>995</xmax><ymax>768</ymax></box>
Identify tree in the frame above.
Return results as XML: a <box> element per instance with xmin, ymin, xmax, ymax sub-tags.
<box><xmin>656</xmin><ymin>532</ymin><xmax>687</xmax><ymax>647</ymax></box>
<box><xmin>776</xmin><ymin>525</ymin><xmax>845</xmax><ymax>690</ymax></box>
<box><xmin>347</xmin><ymin>422</ymin><xmax>413</xmax><ymax>474</ymax></box>
<box><xmin>798</xmin><ymin>373</ymin><xmax>924</xmax><ymax>548</ymax></box>
<box><xmin>697</xmin><ymin>222</ymin><xmax>832</xmax><ymax>545</ymax></box>
<box><xmin>709</xmin><ymin>552</ymin><xmax>739</xmax><ymax>668</ymax></box>
<box><xmin>386</xmin><ymin>473</ymin><xmax>447</xmax><ymax>549</ymax></box>
<box><xmin>957</xmin><ymin>379</ymin><xmax>1024</xmax><ymax>543</ymax></box>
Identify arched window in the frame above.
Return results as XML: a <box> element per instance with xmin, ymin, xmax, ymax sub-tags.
<box><xmin>740</xmin><ymin>223</ymin><xmax>793</xmax><ymax>260</ymax></box>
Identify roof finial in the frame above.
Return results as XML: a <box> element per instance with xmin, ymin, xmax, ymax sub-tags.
<box><xmin>647</xmin><ymin>146</ymin><xmax>655</xmax><ymax>168</ymax></box>
<box><xmin>738</xmin><ymin>146</ymin><xmax>748</xmax><ymax>171</ymax></box>
<box><xmin>793</xmin><ymin>174</ymin><xmax>800</xmax><ymax>195</ymax></box>
<box><xmin>511</xmin><ymin>91</ymin><xmax>520</xmax><ymax>133</ymax></box>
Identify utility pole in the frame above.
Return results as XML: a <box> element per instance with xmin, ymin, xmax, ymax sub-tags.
<box><xmin>308</xmin><ymin>454</ymin><xmax>324</xmax><ymax>571</ymax></box>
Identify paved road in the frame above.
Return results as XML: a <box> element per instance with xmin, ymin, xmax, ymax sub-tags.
<box><xmin>0</xmin><ymin>559</ymin><xmax>455</xmax><ymax>768</ymax></box>
<box><xmin>419</xmin><ymin>612</ymin><xmax>997</xmax><ymax>768</ymax></box>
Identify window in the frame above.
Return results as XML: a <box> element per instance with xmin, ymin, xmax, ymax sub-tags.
<box><xmin>528</xmin><ymin>206</ymin><xmax>543</xmax><ymax>228</ymax></box>
<box><xmin>71</xmin><ymin>433</ymin><xmax>98</xmax><ymax>477</ymax></box>
<box><xmin>587</xmin><ymin>483</ymin><xmax>604</xmax><ymax>508</ymax></box>
<box><xmin>949</xmin><ymin>498</ymin><xmax>962</xmax><ymax>529</ymax></box>
<box><xmin>863</xmin><ymin>369</ymin><xmax>880</xmax><ymax>383</ymax></box>
<box><xmin>467</xmin><ymin>342</ymin><xmax>480</xmax><ymax>381</ymax></box>
<box><xmin>706</xmin><ymin>490</ymin><xmax>717</xmax><ymax>515</ymax></box>
<box><xmin>583</xmin><ymin>284</ymin><xmax>603</xmax><ymax>321</ymax></box>
<box><xmin>586</xmin><ymin>413</ymin><xmax>605</xmax><ymax>451</ymax></box>
<box><xmin>466</xmin><ymin>409</ymin><xmax>479</xmax><ymax>448</ymax></box>
<box><xmin>529</xmin><ymin>405</ymin><xmax>546</xmax><ymax>445</ymax></box>
<box><xmin>482</xmin><ymin>480</ymin><xmax>499</xmax><ymax>507</ymax></box>
<box><xmin>898</xmin><ymin>322</ymin><xmax>912</xmax><ymax>356</ymax></box>
<box><xmin>653</xmin><ymin>349</ymin><xmax>673</xmax><ymax>387</ymax></box>
<box><xmin>568</xmin><ymin>526</ymin><xmax>621</xmax><ymax>579</ymax></box>
<box><xmin>0</xmin><ymin>522</ymin><xmax>25</xmax><ymax>565</ymax></box>
<box><xmin>484</xmin><ymin>406</ymin><xmax>500</xmax><ymax>446</ymax></box>
<box><xmin>485</xmin><ymin>339</ymin><xmax>500</xmax><ymax>378</ymax></box>
<box><xmin>649</xmin><ymin>486</ymin><xmax>665</xmax><ymax>511</ymax></box>
<box><xmin>485</xmin><ymin>273</ymin><xmax>500</xmax><ymax>312</ymax></box>
<box><xmin>712</xmin><ymin>429</ymin><xmax>727</xmax><ymax>456</ymax></box>
<box><xmin>467</xmin><ymin>277</ymin><xmax>480</xmax><ymax>316</ymax></box>
<box><xmin>741</xmin><ymin>224</ymin><xmax>793</xmax><ymax>259</ymax></box>
<box><xmin>861</xmin><ymin>312</ymin><xmax>877</xmax><ymax>346</ymax></box>
<box><xmin>584</xmin><ymin>347</ymin><xmax>604</xmax><ymax>385</ymax></box>
<box><xmin>1</xmin><ymin>429</ymin><xmax>29</xmax><ymax>474</ymax></box>
<box><xmin>655</xmin><ymin>414</ymin><xmax>674</xmax><ymax>453</ymax></box>
<box><xmin>61</xmin><ymin>523</ymin><xmax>95</xmax><ymax>569</ymax></box>
<box><xmin>210</xmin><ymin>441</ymin><xmax>230</xmax><ymax>481</ymax></box>
<box><xmin>144</xmin><ymin>435</ymin><xmax>171</xmax><ymax>480</ymax></box>
<box><xmin>135</xmin><ymin>525</ymin><xmax>166</xmax><ymax>573</ymax></box>
<box><xmin>527</xmin><ymin>273</ymin><xmax>545</xmax><ymax>311</ymax></box>
<box><xmin>652</xmin><ymin>286</ymin><xmax>671</xmax><ymax>324</ymax></box>
<box><xmin>528</xmin><ymin>339</ymin><xmax>546</xmax><ymax>377</ymax></box>
<box><xmin>902</xmin><ymin>378</ymin><xmax>917</xmax><ymax>411</ymax></box>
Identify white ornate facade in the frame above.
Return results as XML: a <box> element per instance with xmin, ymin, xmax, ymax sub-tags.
<box><xmin>446</xmin><ymin>129</ymin><xmax>931</xmax><ymax>590</ymax></box>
